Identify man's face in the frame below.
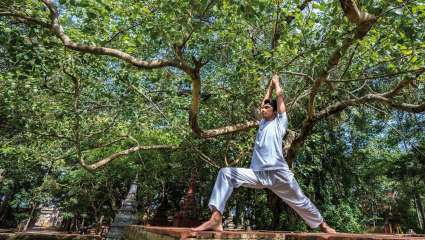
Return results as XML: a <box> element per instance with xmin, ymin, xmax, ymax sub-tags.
<box><xmin>261</xmin><ymin>103</ymin><xmax>275</xmax><ymax>119</ymax></box>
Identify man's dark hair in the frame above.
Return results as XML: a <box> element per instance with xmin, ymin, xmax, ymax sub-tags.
<box><xmin>263</xmin><ymin>99</ymin><xmax>277</xmax><ymax>112</ymax></box>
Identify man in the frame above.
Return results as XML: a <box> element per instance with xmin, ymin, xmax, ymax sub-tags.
<box><xmin>192</xmin><ymin>74</ymin><xmax>336</xmax><ymax>233</ymax></box>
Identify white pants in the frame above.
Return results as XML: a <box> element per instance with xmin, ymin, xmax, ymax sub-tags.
<box><xmin>208</xmin><ymin>167</ymin><xmax>324</xmax><ymax>228</ymax></box>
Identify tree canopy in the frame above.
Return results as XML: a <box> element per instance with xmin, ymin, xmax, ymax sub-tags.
<box><xmin>0</xmin><ymin>0</ymin><xmax>424</xmax><ymax>233</ymax></box>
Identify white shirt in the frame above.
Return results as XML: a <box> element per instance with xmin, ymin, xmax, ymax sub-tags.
<box><xmin>250</xmin><ymin>112</ymin><xmax>289</xmax><ymax>171</ymax></box>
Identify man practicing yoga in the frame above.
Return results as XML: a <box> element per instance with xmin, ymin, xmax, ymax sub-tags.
<box><xmin>193</xmin><ymin>74</ymin><xmax>336</xmax><ymax>233</ymax></box>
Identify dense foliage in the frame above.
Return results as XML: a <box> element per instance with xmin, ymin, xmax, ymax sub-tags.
<box><xmin>1</xmin><ymin>0</ymin><xmax>424</xmax><ymax>234</ymax></box>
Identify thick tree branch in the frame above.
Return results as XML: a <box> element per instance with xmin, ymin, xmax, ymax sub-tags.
<box><xmin>0</xmin><ymin>12</ymin><xmax>50</xmax><ymax>27</ymax></box>
<box><xmin>285</xmin><ymin>118</ymin><xmax>315</xmax><ymax>167</ymax></box>
<box><xmin>173</xmin><ymin>1</ymin><xmax>216</xmax><ymax>76</ymax></box>
<box><xmin>287</xmin><ymin>74</ymin><xmax>423</xmax><ymax>166</ymax></box>
<box><xmin>381</xmin><ymin>78</ymin><xmax>414</xmax><ymax>98</ymax></box>
<box><xmin>189</xmin><ymin>1</ymin><xmax>314</xmax><ymax>138</ymax></box>
<box><xmin>192</xmin><ymin>69</ymin><xmax>312</xmax><ymax>138</ymax></box>
<box><xmin>27</xmin><ymin>0</ymin><xmax>181</xmax><ymax>70</ymax></box>
<box><xmin>283</xmin><ymin>71</ymin><xmax>314</xmax><ymax>82</ymax></box>
<box><xmin>79</xmin><ymin>144</ymin><xmax>177</xmax><ymax>171</ymax></box>
<box><xmin>307</xmin><ymin>37</ymin><xmax>354</xmax><ymax>118</ymax></box>
<box><xmin>331</xmin><ymin>68</ymin><xmax>424</xmax><ymax>82</ymax></box>
<box><xmin>200</xmin><ymin>120</ymin><xmax>259</xmax><ymax>139</ymax></box>
<box><xmin>340</xmin><ymin>0</ymin><xmax>376</xmax><ymax>37</ymax></box>
<box><xmin>376</xmin><ymin>98</ymin><xmax>425</xmax><ymax>113</ymax></box>
<box><xmin>2</xmin><ymin>2</ymin><xmax>195</xmax><ymax>71</ymax></box>
<box><xmin>126</xmin><ymin>82</ymin><xmax>219</xmax><ymax>168</ymax></box>
<box><xmin>61</xmin><ymin>69</ymin><xmax>176</xmax><ymax>171</ymax></box>
<box><xmin>188</xmin><ymin>67</ymin><xmax>203</xmax><ymax>135</ymax></box>
<box><xmin>287</xmin><ymin>0</ymin><xmax>378</xmax><ymax>165</ymax></box>
<box><xmin>171</xmin><ymin>3</ymin><xmax>216</xmax><ymax>135</ymax></box>
<box><xmin>271</xmin><ymin>3</ymin><xmax>281</xmax><ymax>51</ymax></box>
<box><xmin>307</xmin><ymin>0</ymin><xmax>376</xmax><ymax>119</ymax></box>
<box><xmin>316</xmin><ymin>94</ymin><xmax>425</xmax><ymax>121</ymax></box>
<box><xmin>283</xmin><ymin>129</ymin><xmax>297</xmax><ymax>162</ymax></box>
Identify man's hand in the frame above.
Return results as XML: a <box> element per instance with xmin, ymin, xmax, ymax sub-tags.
<box><xmin>272</xmin><ymin>74</ymin><xmax>286</xmax><ymax>113</ymax></box>
<box><xmin>261</xmin><ymin>73</ymin><xmax>286</xmax><ymax>114</ymax></box>
<box><xmin>272</xmin><ymin>74</ymin><xmax>280</xmax><ymax>87</ymax></box>
<box><xmin>272</xmin><ymin>74</ymin><xmax>283</xmax><ymax>97</ymax></box>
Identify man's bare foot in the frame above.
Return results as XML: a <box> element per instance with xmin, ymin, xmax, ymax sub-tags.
<box><xmin>191</xmin><ymin>219</ymin><xmax>223</xmax><ymax>232</ymax></box>
<box><xmin>192</xmin><ymin>210</ymin><xmax>223</xmax><ymax>232</ymax></box>
<box><xmin>319</xmin><ymin>222</ymin><xmax>336</xmax><ymax>234</ymax></box>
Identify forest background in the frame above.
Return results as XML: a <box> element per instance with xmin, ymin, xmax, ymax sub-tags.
<box><xmin>0</xmin><ymin>0</ymin><xmax>424</xmax><ymax>234</ymax></box>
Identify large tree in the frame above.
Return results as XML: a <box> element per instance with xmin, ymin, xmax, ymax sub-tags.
<box><xmin>1</xmin><ymin>0</ymin><xmax>423</xmax><ymax>170</ymax></box>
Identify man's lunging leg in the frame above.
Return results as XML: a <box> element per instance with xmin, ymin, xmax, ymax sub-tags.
<box><xmin>192</xmin><ymin>168</ymin><xmax>262</xmax><ymax>231</ymax></box>
<box><xmin>271</xmin><ymin>171</ymin><xmax>336</xmax><ymax>233</ymax></box>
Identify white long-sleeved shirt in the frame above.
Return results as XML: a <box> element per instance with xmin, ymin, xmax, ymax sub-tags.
<box><xmin>250</xmin><ymin>112</ymin><xmax>289</xmax><ymax>171</ymax></box>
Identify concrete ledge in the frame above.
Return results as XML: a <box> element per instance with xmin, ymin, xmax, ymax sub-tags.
<box><xmin>123</xmin><ymin>225</ymin><xmax>425</xmax><ymax>240</ymax></box>
<box><xmin>0</xmin><ymin>232</ymin><xmax>100</xmax><ymax>240</ymax></box>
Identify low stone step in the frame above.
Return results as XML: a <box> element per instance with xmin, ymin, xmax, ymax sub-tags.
<box><xmin>123</xmin><ymin>225</ymin><xmax>425</xmax><ymax>240</ymax></box>
<box><xmin>0</xmin><ymin>231</ymin><xmax>100</xmax><ymax>240</ymax></box>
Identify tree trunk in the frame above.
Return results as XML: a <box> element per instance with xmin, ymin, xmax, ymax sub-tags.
<box><xmin>414</xmin><ymin>191</ymin><xmax>425</xmax><ymax>230</ymax></box>
<box><xmin>69</xmin><ymin>219</ymin><xmax>74</xmax><ymax>232</ymax></box>
<box><xmin>61</xmin><ymin>218</ymin><xmax>71</xmax><ymax>232</ymax></box>
<box><xmin>92</xmin><ymin>203</ymin><xmax>101</xmax><ymax>230</ymax></box>
<box><xmin>23</xmin><ymin>204</ymin><xmax>36</xmax><ymax>232</ymax></box>
<box><xmin>267</xmin><ymin>190</ymin><xmax>283</xmax><ymax>230</ymax></box>
<box><xmin>97</xmin><ymin>215</ymin><xmax>104</xmax><ymax>234</ymax></box>
<box><xmin>0</xmin><ymin>194</ymin><xmax>10</xmax><ymax>225</ymax></box>
<box><xmin>75</xmin><ymin>217</ymin><xmax>79</xmax><ymax>232</ymax></box>
<box><xmin>234</xmin><ymin>200</ymin><xmax>242</xmax><ymax>228</ymax></box>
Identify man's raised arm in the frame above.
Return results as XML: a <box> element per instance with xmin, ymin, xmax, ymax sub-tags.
<box><xmin>272</xmin><ymin>74</ymin><xmax>286</xmax><ymax>113</ymax></box>
<box><xmin>262</xmin><ymin>78</ymin><xmax>273</xmax><ymax>105</ymax></box>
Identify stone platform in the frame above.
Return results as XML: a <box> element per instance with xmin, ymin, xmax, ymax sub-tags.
<box><xmin>123</xmin><ymin>225</ymin><xmax>425</xmax><ymax>240</ymax></box>
<box><xmin>0</xmin><ymin>231</ymin><xmax>100</xmax><ymax>240</ymax></box>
